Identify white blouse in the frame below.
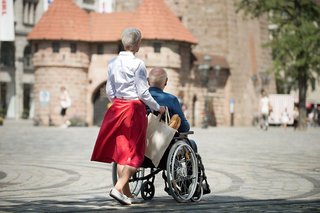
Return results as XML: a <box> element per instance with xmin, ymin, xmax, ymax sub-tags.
<box><xmin>106</xmin><ymin>51</ymin><xmax>160</xmax><ymax>111</ymax></box>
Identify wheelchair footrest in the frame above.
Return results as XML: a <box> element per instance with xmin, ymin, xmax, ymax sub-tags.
<box><xmin>202</xmin><ymin>182</ymin><xmax>211</xmax><ymax>195</ymax></box>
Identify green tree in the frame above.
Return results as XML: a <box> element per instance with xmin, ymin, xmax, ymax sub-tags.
<box><xmin>237</xmin><ymin>0</ymin><xmax>320</xmax><ymax>129</ymax></box>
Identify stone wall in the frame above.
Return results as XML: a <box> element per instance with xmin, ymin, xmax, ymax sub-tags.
<box><xmin>225</xmin><ymin>2</ymin><xmax>275</xmax><ymax>125</ymax></box>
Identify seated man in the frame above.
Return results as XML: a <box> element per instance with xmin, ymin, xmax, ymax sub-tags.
<box><xmin>147</xmin><ymin>68</ymin><xmax>203</xmax><ymax>196</ymax></box>
<box><xmin>148</xmin><ymin>67</ymin><xmax>189</xmax><ymax>132</ymax></box>
<box><xmin>148</xmin><ymin>67</ymin><xmax>197</xmax><ymax>152</ymax></box>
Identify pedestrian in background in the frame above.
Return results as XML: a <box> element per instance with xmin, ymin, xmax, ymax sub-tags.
<box><xmin>281</xmin><ymin>107</ymin><xmax>290</xmax><ymax>129</ymax></box>
<box><xmin>293</xmin><ymin>105</ymin><xmax>299</xmax><ymax>130</ymax></box>
<box><xmin>91</xmin><ymin>28</ymin><xmax>165</xmax><ymax>205</ymax></box>
<box><xmin>259</xmin><ymin>89</ymin><xmax>271</xmax><ymax>130</ymax></box>
<box><xmin>59</xmin><ymin>86</ymin><xmax>71</xmax><ymax>128</ymax></box>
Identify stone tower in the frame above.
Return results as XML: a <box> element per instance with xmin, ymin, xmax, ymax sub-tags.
<box><xmin>29</xmin><ymin>0</ymin><xmax>91</xmax><ymax>126</ymax></box>
<box><xmin>32</xmin><ymin>41</ymin><xmax>90</xmax><ymax>125</ymax></box>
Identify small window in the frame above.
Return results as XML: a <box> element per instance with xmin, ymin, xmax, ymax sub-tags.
<box><xmin>34</xmin><ymin>43</ymin><xmax>38</xmax><ymax>53</ymax></box>
<box><xmin>83</xmin><ymin>0</ymin><xmax>95</xmax><ymax>4</ymax></box>
<box><xmin>52</xmin><ymin>42</ymin><xmax>60</xmax><ymax>53</ymax></box>
<box><xmin>70</xmin><ymin>43</ymin><xmax>77</xmax><ymax>53</ymax></box>
<box><xmin>153</xmin><ymin>42</ymin><xmax>161</xmax><ymax>53</ymax></box>
<box><xmin>97</xmin><ymin>44</ymin><xmax>104</xmax><ymax>54</ymax></box>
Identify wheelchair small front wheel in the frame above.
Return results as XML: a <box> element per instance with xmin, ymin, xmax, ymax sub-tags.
<box><xmin>141</xmin><ymin>181</ymin><xmax>155</xmax><ymax>200</ymax></box>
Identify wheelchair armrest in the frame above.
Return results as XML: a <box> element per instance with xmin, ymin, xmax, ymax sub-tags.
<box><xmin>174</xmin><ymin>131</ymin><xmax>194</xmax><ymax>140</ymax></box>
<box><xmin>178</xmin><ymin>131</ymin><xmax>194</xmax><ymax>136</ymax></box>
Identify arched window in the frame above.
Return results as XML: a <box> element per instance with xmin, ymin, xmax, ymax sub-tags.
<box><xmin>23</xmin><ymin>0</ymin><xmax>38</xmax><ymax>25</ymax></box>
<box><xmin>23</xmin><ymin>44</ymin><xmax>33</xmax><ymax>71</ymax></box>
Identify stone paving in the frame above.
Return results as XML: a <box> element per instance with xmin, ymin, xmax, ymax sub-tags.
<box><xmin>0</xmin><ymin>120</ymin><xmax>320</xmax><ymax>212</ymax></box>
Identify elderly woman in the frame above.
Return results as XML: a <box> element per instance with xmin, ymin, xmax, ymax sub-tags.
<box><xmin>91</xmin><ymin>28</ymin><xmax>165</xmax><ymax>205</ymax></box>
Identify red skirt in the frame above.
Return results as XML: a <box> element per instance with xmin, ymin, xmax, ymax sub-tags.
<box><xmin>91</xmin><ymin>98</ymin><xmax>147</xmax><ymax>168</ymax></box>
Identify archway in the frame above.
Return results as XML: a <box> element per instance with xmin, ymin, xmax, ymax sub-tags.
<box><xmin>92</xmin><ymin>82</ymin><xmax>110</xmax><ymax>126</ymax></box>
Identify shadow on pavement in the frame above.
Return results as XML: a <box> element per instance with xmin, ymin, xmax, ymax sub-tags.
<box><xmin>1</xmin><ymin>195</ymin><xmax>319</xmax><ymax>213</ymax></box>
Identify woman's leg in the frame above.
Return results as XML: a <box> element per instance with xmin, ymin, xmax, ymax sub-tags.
<box><xmin>115</xmin><ymin>164</ymin><xmax>136</xmax><ymax>198</ymax></box>
<box><xmin>117</xmin><ymin>164</ymin><xmax>124</xmax><ymax>180</ymax></box>
<box><xmin>116</xmin><ymin>164</ymin><xmax>133</xmax><ymax>198</ymax></box>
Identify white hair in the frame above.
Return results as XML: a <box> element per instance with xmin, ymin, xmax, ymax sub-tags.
<box><xmin>148</xmin><ymin>68</ymin><xmax>168</xmax><ymax>88</ymax></box>
<box><xmin>121</xmin><ymin>28</ymin><xmax>142</xmax><ymax>51</ymax></box>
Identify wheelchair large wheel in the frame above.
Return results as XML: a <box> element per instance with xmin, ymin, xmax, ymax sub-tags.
<box><xmin>112</xmin><ymin>162</ymin><xmax>144</xmax><ymax>197</ymax></box>
<box><xmin>166</xmin><ymin>141</ymin><xmax>198</xmax><ymax>202</ymax></box>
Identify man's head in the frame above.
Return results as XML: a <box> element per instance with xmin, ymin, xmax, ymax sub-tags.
<box><xmin>148</xmin><ymin>68</ymin><xmax>168</xmax><ymax>90</ymax></box>
<box><xmin>121</xmin><ymin>27</ymin><xmax>142</xmax><ymax>53</ymax></box>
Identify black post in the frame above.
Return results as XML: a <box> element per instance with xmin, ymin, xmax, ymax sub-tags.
<box><xmin>229</xmin><ymin>98</ymin><xmax>235</xmax><ymax>126</ymax></box>
<box><xmin>230</xmin><ymin>113</ymin><xmax>234</xmax><ymax>126</ymax></box>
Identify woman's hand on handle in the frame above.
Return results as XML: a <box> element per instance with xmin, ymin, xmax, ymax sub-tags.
<box><xmin>158</xmin><ymin>106</ymin><xmax>166</xmax><ymax>115</ymax></box>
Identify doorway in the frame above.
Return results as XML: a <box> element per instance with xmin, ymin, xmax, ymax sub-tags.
<box><xmin>92</xmin><ymin>82</ymin><xmax>110</xmax><ymax>126</ymax></box>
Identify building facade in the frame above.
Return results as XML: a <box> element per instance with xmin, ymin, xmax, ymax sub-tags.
<box><xmin>2</xmin><ymin>0</ymin><xmax>277</xmax><ymax>127</ymax></box>
<box><xmin>0</xmin><ymin>0</ymin><xmax>115</xmax><ymax>122</ymax></box>
<box><xmin>0</xmin><ymin>0</ymin><xmax>46</xmax><ymax>120</ymax></box>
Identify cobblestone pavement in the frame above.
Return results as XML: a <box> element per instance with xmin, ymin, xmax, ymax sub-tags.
<box><xmin>0</xmin><ymin>120</ymin><xmax>320</xmax><ymax>212</ymax></box>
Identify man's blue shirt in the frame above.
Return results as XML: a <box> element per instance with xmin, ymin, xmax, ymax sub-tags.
<box><xmin>149</xmin><ymin>87</ymin><xmax>190</xmax><ymax>132</ymax></box>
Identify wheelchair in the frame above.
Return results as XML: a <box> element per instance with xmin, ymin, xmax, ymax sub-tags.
<box><xmin>112</xmin><ymin>131</ymin><xmax>211</xmax><ymax>203</ymax></box>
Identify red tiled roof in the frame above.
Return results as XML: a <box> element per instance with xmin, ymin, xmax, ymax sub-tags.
<box><xmin>89</xmin><ymin>12</ymin><xmax>133</xmax><ymax>42</ymax></box>
<box><xmin>28</xmin><ymin>0</ymin><xmax>197</xmax><ymax>44</ymax></box>
<box><xmin>28</xmin><ymin>0</ymin><xmax>90</xmax><ymax>41</ymax></box>
<box><xmin>131</xmin><ymin>0</ymin><xmax>197</xmax><ymax>43</ymax></box>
